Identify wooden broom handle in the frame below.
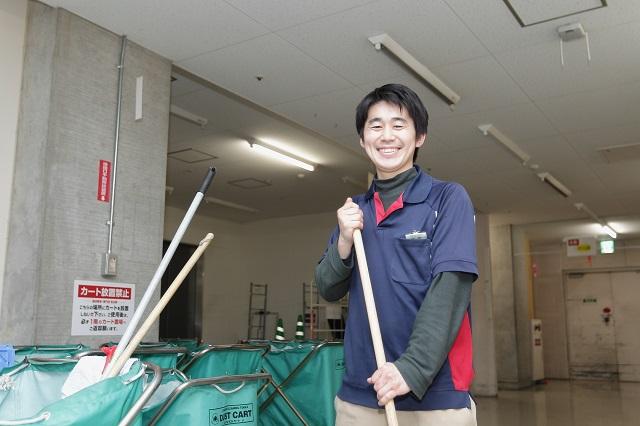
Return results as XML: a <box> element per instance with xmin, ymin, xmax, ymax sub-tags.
<box><xmin>352</xmin><ymin>229</ymin><xmax>399</xmax><ymax>426</ymax></box>
<box><xmin>105</xmin><ymin>233</ymin><xmax>214</xmax><ymax>378</ymax></box>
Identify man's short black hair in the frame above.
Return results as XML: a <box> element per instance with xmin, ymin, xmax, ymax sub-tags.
<box><xmin>355</xmin><ymin>84</ymin><xmax>429</xmax><ymax>162</ymax></box>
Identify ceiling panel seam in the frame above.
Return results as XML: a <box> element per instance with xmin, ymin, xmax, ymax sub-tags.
<box><xmin>222</xmin><ymin>0</ymin><xmax>381</xmax><ymax>33</ymax></box>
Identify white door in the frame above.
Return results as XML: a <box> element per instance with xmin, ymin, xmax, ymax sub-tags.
<box><xmin>611</xmin><ymin>271</ymin><xmax>640</xmax><ymax>381</ymax></box>
<box><xmin>565</xmin><ymin>272</ymin><xmax>617</xmax><ymax>379</ymax></box>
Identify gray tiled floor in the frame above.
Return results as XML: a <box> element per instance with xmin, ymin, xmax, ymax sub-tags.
<box><xmin>476</xmin><ymin>380</ymin><xmax>640</xmax><ymax>426</ymax></box>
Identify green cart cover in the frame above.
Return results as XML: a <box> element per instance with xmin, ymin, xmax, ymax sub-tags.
<box><xmin>141</xmin><ymin>370</ymin><xmax>186</xmax><ymax>425</ymax></box>
<box><xmin>182</xmin><ymin>345</ymin><xmax>266</xmax><ymax>379</ymax></box>
<box><xmin>13</xmin><ymin>345</ymin><xmax>89</xmax><ymax>365</ymax></box>
<box><xmin>162</xmin><ymin>339</ymin><xmax>200</xmax><ymax>354</ymax></box>
<box><xmin>148</xmin><ymin>375</ymin><xmax>264</xmax><ymax>426</ymax></box>
<box><xmin>101</xmin><ymin>342</ymin><xmax>186</xmax><ymax>370</ymax></box>
<box><xmin>0</xmin><ymin>359</ymin><xmax>76</xmax><ymax>419</ymax></box>
<box><xmin>259</xmin><ymin>341</ymin><xmax>344</xmax><ymax>426</ymax></box>
<box><xmin>0</xmin><ymin>358</ymin><xmax>148</xmax><ymax>425</ymax></box>
<box><xmin>134</xmin><ymin>351</ymin><xmax>182</xmax><ymax>370</ymax></box>
<box><xmin>164</xmin><ymin>339</ymin><xmax>202</xmax><ymax>368</ymax></box>
<box><xmin>102</xmin><ymin>342</ymin><xmax>172</xmax><ymax>349</ymax></box>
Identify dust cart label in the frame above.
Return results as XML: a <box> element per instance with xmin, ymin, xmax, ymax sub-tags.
<box><xmin>209</xmin><ymin>404</ymin><xmax>254</xmax><ymax>425</ymax></box>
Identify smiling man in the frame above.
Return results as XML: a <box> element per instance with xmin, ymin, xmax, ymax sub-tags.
<box><xmin>315</xmin><ymin>84</ymin><xmax>478</xmax><ymax>425</ymax></box>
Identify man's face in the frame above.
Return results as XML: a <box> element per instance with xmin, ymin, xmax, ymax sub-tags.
<box><xmin>360</xmin><ymin>101</ymin><xmax>426</xmax><ymax>180</ymax></box>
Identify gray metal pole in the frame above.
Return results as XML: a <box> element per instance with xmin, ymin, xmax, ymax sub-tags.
<box><xmin>102</xmin><ymin>35</ymin><xmax>127</xmax><ymax>276</ymax></box>
<box><xmin>103</xmin><ymin>167</ymin><xmax>216</xmax><ymax>378</ymax></box>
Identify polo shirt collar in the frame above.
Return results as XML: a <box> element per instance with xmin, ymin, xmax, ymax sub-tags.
<box><xmin>364</xmin><ymin>165</ymin><xmax>432</xmax><ymax>203</ymax></box>
<box><xmin>403</xmin><ymin>165</ymin><xmax>432</xmax><ymax>204</ymax></box>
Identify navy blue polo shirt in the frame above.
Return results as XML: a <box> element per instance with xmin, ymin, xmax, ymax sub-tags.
<box><xmin>327</xmin><ymin>166</ymin><xmax>478</xmax><ymax>410</ymax></box>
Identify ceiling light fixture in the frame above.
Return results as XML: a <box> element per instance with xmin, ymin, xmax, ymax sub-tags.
<box><xmin>574</xmin><ymin>202</ymin><xmax>618</xmax><ymax>239</ymax></box>
<box><xmin>170</xmin><ymin>105</ymin><xmax>208</xmax><ymax>127</ymax></box>
<box><xmin>601</xmin><ymin>225</ymin><xmax>617</xmax><ymax>240</ymax></box>
<box><xmin>368</xmin><ymin>33</ymin><xmax>460</xmax><ymax>106</ymax></box>
<box><xmin>478</xmin><ymin>124</ymin><xmax>531</xmax><ymax>165</ymax></box>
<box><xmin>537</xmin><ymin>172</ymin><xmax>572</xmax><ymax>198</ymax></box>
<box><xmin>248</xmin><ymin>139</ymin><xmax>315</xmax><ymax>172</ymax></box>
<box><xmin>204</xmin><ymin>196</ymin><xmax>258</xmax><ymax>213</ymax></box>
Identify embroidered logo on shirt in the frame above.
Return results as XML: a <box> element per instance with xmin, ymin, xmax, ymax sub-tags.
<box><xmin>404</xmin><ymin>230</ymin><xmax>427</xmax><ymax>240</ymax></box>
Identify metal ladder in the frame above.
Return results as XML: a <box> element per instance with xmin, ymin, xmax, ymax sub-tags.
<box><xmin>247</xmin><ymin>282</ymin><xmax>269</xmax><ymax>340</ymax></box>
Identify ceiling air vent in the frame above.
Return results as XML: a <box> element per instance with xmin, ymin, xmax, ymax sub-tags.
<box><xmin>228</xmin><ymin>178</ymin><xmax>272</xmax><ymax>189</ymax></box>
<box><xmin>597</xmin><ymin>142</ymin><xmax>640</xmax><ymax>163</ymax></box>
<box><xmin>168</xmin><ymin>148</ymin><xmax>217</xmax><ymax>163</ymax></box>
<box><xmin>502</xmin><ymin>0</ymin><xmax>606</xmax><ymax>27</ymax></box>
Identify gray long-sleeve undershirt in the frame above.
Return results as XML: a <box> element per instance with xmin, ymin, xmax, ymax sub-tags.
<box><xmin>394</xmin><ymin>271</ymin><xmax>473</xmax><ymax>398</ymax></box>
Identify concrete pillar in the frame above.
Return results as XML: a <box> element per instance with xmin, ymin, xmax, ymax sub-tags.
<box><xmin>0</xmin><ymin>2</ymin><xmax>172</xmax><ymax>347</ymax></box>
<box><xmin>471</xmin><ymin>213</ymin><xmax>497</xmax><ymax>396</ymax></box>
<box><xmin>511</xmin><ymin>226</ymin><xmax>533</xmax><ymax>387</ymax></box>
<box><xmin>489</xmin><ymin>223</ymin><xmax>533</xmax><ymax>389</ymax></box>
<box><xmin>0</xmin><ymin>0</ymin><xmax>28</xmax><ymax>324</ymax></box>
<box><xmin>490</xmin><ymin>224</ymin><xmax>519</xmax><ymax>387</ymax></box>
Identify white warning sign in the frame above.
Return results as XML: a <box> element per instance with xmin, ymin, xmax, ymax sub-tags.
<box><xmin>71</xmin><ymin>280</ymin><xmax>135</xmax><ymax>336</ymax></box>
<box><xmin>565</xmin><ymin>237</ymin><xmax>597</xmax><ymax>257</ymax></box>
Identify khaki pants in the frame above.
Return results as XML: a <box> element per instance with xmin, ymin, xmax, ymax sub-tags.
<box><xmin>335</xmin><ymin>396</ymin><xmax>477</xmax><ymax>426</ymax></box>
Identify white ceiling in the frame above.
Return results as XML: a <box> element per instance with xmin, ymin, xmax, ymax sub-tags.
<box><xmin>43</xmin><ymin>0</ymin><xmax>640</xmax><ymax>239</ymax></box>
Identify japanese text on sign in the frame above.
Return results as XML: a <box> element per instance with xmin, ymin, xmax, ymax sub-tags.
<box><xmin>97</xmin><ymin>160</ymin><xmax>111</xmax><ymax>202</ymax></box>
<box><xmin>71</xmin><ymin>280</ymin><xmax>135</xmax><ymax>336</ymax></box>
<box><xmin>565</xmin><ymin>236</ymin><xmax>597</xmax><ymax>257</ymax></box>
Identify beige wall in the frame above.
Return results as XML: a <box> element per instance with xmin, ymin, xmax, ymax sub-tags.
<box><xmin>164</xmin><ymin>207</ymin><xmax>336</xmax><ymax>343</ymax></box>
<box><xmin>243</xmin><ymin>212</ymin><xmax>338</xmax><ymax>338</ymax></box>
<box><xmin>531</xmin><ymin>238</ymin><xmax>640</xmax><ymax>379</ymax></box>
<box><xmin>164</xmin><ymin>206</ymin><xmax>248</xmax><ymax>344</ymax></box>
<box><xmin>0</xmin><ymin>0</ymin><xmax>27</xmax><ymax>316</ymax></box>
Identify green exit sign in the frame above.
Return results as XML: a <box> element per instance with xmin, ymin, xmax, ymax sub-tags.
<box><xmin>599</xmin><ymin>240</ymin><xmax>615</xmax><ymax>254</ymax></box>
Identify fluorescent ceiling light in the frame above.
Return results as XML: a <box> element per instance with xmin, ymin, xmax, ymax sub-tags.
<box><xmin>248</xmin><ymin>139</ymin><xmax>315</xmax><ymax>172</ymax></box>
<box><xmin>170</xmin><ymin>105</ymin><xmax>208</xmax><ymax>127</ymax></box>
<box><xmin>601</xmin><ymin>225</ymin><xmax>617</xmax><ymax>239</ymax></box>
<box><xmin>537</xmin><ymin>172</ymin><xmax>572</xmax><ymax>198</ymax></box>
<box><xmin>479</xmin><ymin>124</ymin><xmax>573</xmax><ymax>200</ymax></box>
<box><xmin>368</xmin><ymin>33</ymin><xmax>460</xmax><ymax>106</ymax></box>
<box><xmin>574</xmin><ymin>202</ymin><xmax>618</xmax><ymax>239</ymax></box>
<box><xmin>574</xmin><ymin>202</ymin><xmax>598</xmax><ymax>221</ymax></box>
<box><xmin>478</xmin><ymin>124</ymin><xmax>531</xmax><ymax>165</ymax></box>
<box><xmin>204</xmin><ymin>196</ymin><xmax>258</xmax><ymax>213</ymax></box>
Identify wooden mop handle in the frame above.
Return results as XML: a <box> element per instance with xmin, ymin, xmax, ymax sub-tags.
<box><xmin>352</xmin><ymin>229</ymin><xmax>399</xmax><ymax>426</ymax></box>
<box><xmin>105</xmin><ymin>233</ymin><xmax>214</xmax><ymax>378</ymax></box>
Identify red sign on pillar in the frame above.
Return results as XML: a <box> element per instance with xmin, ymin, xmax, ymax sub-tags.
<box><xmin>97</xmin><ymin>160</ymin><xmax>111</xmax><ymax>202</ymax></box>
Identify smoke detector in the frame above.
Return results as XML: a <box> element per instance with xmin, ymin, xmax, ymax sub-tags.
<box><xmin>558</xmin><ymin>22</ymin><xmax>586</xmax><ymax>41</ymax></box>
